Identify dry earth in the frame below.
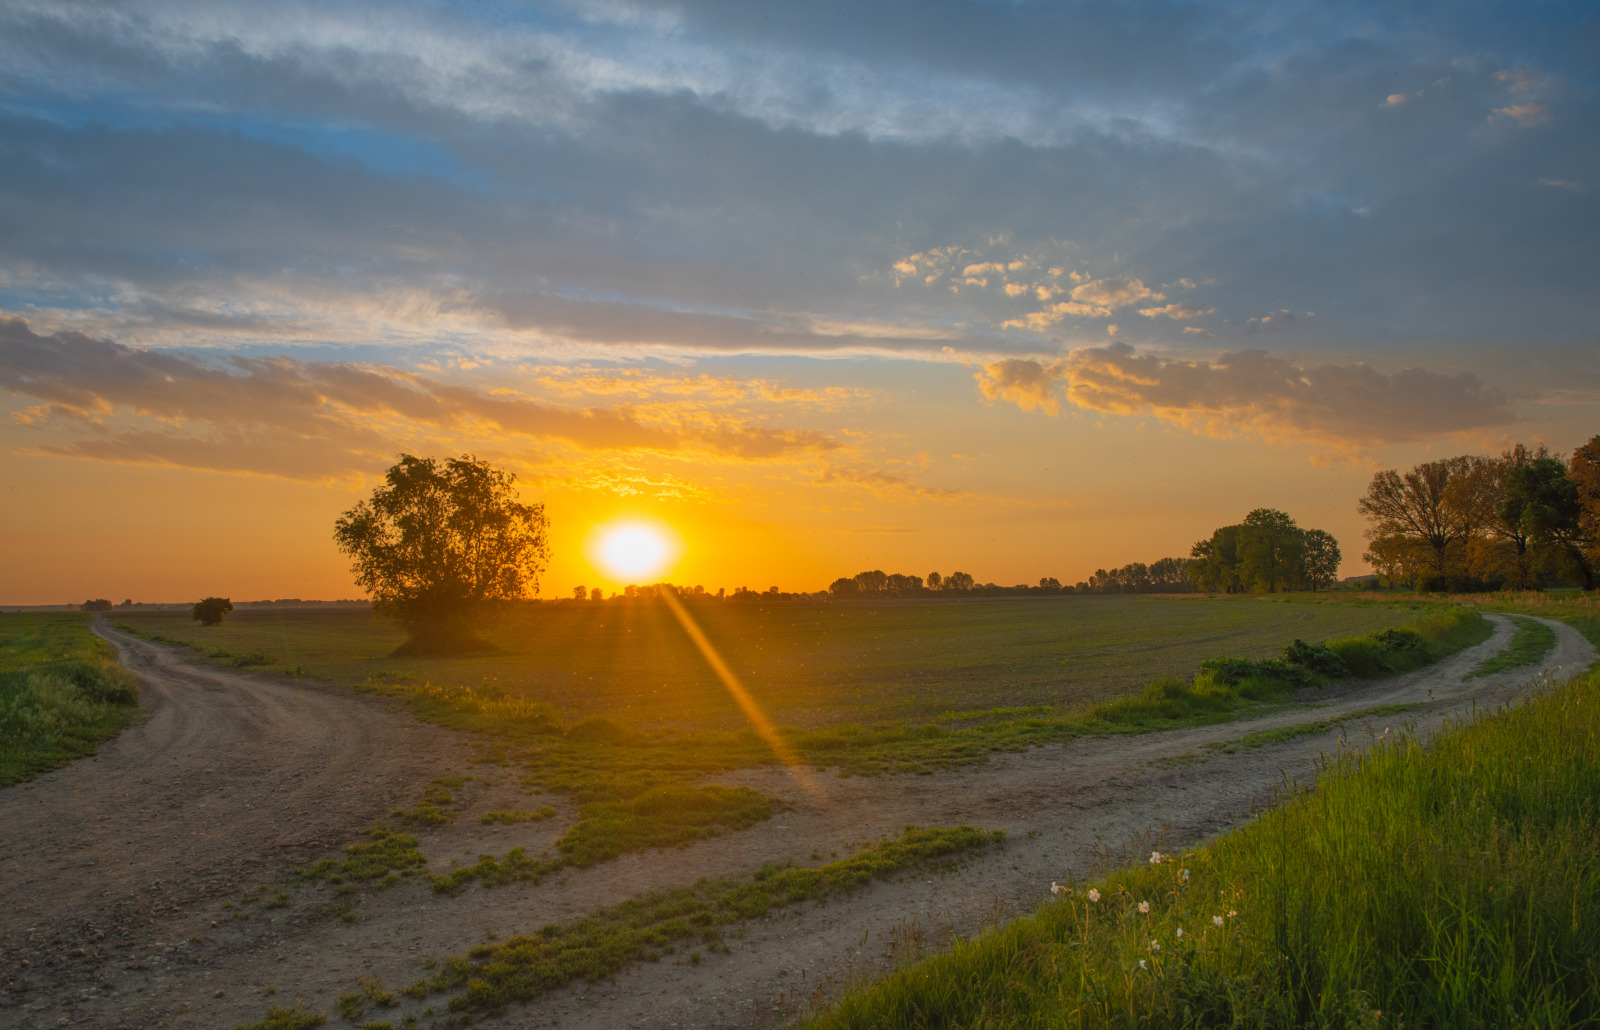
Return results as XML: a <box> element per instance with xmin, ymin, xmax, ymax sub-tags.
<box><xmin>0</xmin><ymin>614</ymin><xmax>1591</xmax><ymax>1030</ymax></box>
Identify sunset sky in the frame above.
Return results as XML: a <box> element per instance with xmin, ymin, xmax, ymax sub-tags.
<box><xmin>2</xmin><ymin>0</ymin><xmax>1597</xmax><ymax>603</ymax></box>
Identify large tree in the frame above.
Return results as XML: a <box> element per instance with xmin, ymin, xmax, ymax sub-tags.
<box><xmin>1358</xmin><ymin>456</ymin><xmax>1491</xmax><ymax>585</ymax></box>
<box><xmin>1505</xmin><ymin>455</ymin><xmax>1595</xmax><ymax>590</ymax></box>
<box><xmin>1301</xmin><ymin>529</ymin><xmax>1342</xmax><ymax>589</ymax></box>
<box><xmin>334</xmin><ymin>454</ymin><xmax>549</xmax><ymax>655</ymax></box>
<box><xmin>1488</xmin><ymin>444</ymin><xmax>1550</xmax><ymax>588</ymax></box>
<box><xmin>1573</xmin><ymin>435</ymin><xmax>1600</xmax><ymax>573</ymax></box>
<box><xmin>1190</xmin><ymin>511</ymin><xmax>1338</xmax><ymax>593</ymax></box>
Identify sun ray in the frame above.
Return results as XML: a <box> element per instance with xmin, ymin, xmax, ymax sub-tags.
<box><xmin>657</xmin><ymin>589</ymin><xmax>824</xmax><ymax>801</ymax></box>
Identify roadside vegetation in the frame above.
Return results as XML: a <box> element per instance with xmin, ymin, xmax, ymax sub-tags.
<box><xmin>0</xmin><ymin>612</ymin><xmax>141</xmax><ymax>786</ymax></box>
<box><xmin>800</xmin><ymin>663</ymin><xmax>1600</xmax><ymax>1030</ymax></box>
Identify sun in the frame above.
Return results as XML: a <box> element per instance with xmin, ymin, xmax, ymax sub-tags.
<box><xmin>589</xmin><ymin>521</ymin><xmax>678</xmax><ymax>581</ymax></box>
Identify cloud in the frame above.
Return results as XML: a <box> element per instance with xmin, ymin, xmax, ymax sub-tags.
<box><xmin>815</xmin><ymin>465</ymin><xmax>970</xmax><ymax>502</ymax></box>
<box><xmin>1490</xmin><ymin>104</ymin><xmax>1551</xmax><ymax>127</ymax></box>
<box><xmin>1061</xmin><ymin>344</ymin><xmax>1519</xmax><ymax>453</ymax></box>
<box><xmin>0</xmin><ymin>318</ymin><xmax>837</xmax><ymax>480</ymax></box>
<box><xmin>1001</xmin><ymin>276</ymin><xmax>1165</xmax><ymax>329</ymax></box>
<box><xmin>969</xmin><ymin>343</ymin><xmax>1519</xmax><ymax>454</ymax></box>
<box><xmin>1495</xmin><ymin>70</ymin><xmax>1536</xmax><ymax>94</ymax></box>
<box><xmin>1067</xmin><ymin>277</ymin><xmax>1163</xmax><ymax>314</ymax></box>
<box><xmin>974</xmin><ymin>357</ymin><xmax>1068</xmax><ymax>415</ymax></box>
<box><xmin>1138</xmin><ymin>302</ymin><xmax>1214</xmax><ymax>320</ymax></box>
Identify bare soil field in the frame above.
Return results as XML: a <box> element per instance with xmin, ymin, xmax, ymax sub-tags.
<box><xmin>0</xmin><ymin>614</ymin><xmax>1590</xmax><ymax>1030</ymax></box>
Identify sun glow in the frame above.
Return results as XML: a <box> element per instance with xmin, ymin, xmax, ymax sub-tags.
<box><xmin>589</xmin><ymin>520</ymin><xmax>678</xmax><ymax>582</ymax></box>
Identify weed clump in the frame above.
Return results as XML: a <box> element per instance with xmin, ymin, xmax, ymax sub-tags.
<box><xmin>233</xmin><ymin>1007</ymin><xmax>326</xmax><ymax>1030</ymax></box>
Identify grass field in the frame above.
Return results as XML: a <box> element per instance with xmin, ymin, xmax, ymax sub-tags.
<box><xmin>0</xmin><ymin>612</ymin><xmax>142</xmax><ymax>786</ymax></box>
<box><xmin>122</xmin><ymin>597</ymin><xmax>1488</xmax><ymax>917</ymax></box>
<box><xmin>116</xmin><ymin>595</ymin><xmax>1433</xmax><ymax>731</ymax></box>
<box><xmin>799</xmin><ymin>660</ymin><xmax>1600</xmax><ymax>1030</ymax></box>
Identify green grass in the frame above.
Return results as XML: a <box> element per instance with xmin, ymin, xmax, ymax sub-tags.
<box><xmin>799</xmin><ymin>667</ymin><xmax>1600</xmax><ymax>1030</ymax></box>
<box><xmin>119</xmin><ymin>600</ymin><xmax>1488</xmax><ymax>903</ymax></box>
<box><xmin>234</xmin><ymin>1008</ymin><xmax>325</xmax><ymax>1030</ymax></box>
<box><xmin>113</xmin><ymin>595</ymin><xmax>1432</xmax><ymax>731</ymax></box>
<box><xmin>1204</xmin><ymin>705</ymin><xmax>1420</xmax><ymax>755</ymax></box>
<box><xmin>479</xmin><ymin>806</ymin><xmax>558</xmax><ymax>825</ymax></box>
<box><xmin>407</xmin><ymin>826</ymin><xmax>1004</xmax><ymax>1019</ymax></box>
<box><xmin>0</xmin><ymin>613</ymin><xmax>142</xmax><ymax>786</ymax></box>
<box><xmin>153</xmin><ymin>603</ymin><xmax>1488</xmax><ymax>902</ymax></box>
<box><xmin>1470</xmin><ymin>615</ymin><xmax>1559</xmax><ymax>678</ymax></box>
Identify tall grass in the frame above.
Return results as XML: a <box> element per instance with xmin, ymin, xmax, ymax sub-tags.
<box><xmin>0</xmin><ymin>614</ymin><xmax>142</xmax><ymax>786</ymax></box>
<box><xmin>801</xmin><ymin>665</ymin><xmax>1600</xmax><ymax>1030</ymax></box>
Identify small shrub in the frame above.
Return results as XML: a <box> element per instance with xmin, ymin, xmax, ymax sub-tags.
<box><xmin>1281</xmin><ymin>638</ymin><xmax>1349</xmax><ymax>677</ymax></box>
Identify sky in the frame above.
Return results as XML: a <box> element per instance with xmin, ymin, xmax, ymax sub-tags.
<box><xmin>1</xmin><ymin>0</ymin><xmax>1597</xmax><ymax>603</ymax></box>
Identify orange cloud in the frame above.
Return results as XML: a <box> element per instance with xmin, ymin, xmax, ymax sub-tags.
<box><xmin>974</xmin><ymin>357</ymin><xmax>1067</xmax><ymax>414</ymax></box>
<box><xmin>970</xmin><ymin>344</ymin><xmax>1519</xmax><ymax>455</ymax></box>
<box><xmin>0</xmin><ymin>318</ymin><xmax>838</xmax><ymax>481</ymax></box>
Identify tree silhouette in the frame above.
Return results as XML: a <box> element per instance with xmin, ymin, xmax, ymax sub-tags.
<box><xmin>334</xmin><ymin>454</ymin><xmax>549</xmax><ymax>655</ymax></box>
<box><xmin>191</xmin><ymin>597</ymin><xmax>233</xmax><ymax>625</ymax></box>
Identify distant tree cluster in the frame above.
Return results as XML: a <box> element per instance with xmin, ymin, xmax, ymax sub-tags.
<box><xmin>1076</xmin><ymin>558</ymin><xmax>1194</xmax><ymax>594</ymax></box>
<box><xmin>1189</xmin><ymin>509</ymin><xmax>1341</xmax><ymax>593</ymax></box>
<box><xmin>826</xmin><ymin>570</ymin><xmax>959</xmax><ymax>597</ymax></box>
<box><xmin>80</xmin><ymin>598</ymin><xmax>113</xmax><ymax>612</ymax></box>
<box><xmin>1359</xmin><ymin>438</ymin><xmax>1600</xmax><ymax>591</ymax></box>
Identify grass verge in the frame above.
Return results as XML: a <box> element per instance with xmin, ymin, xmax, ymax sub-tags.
<box><xmin>408</xmin><ymin>825</ymin><xmax>1003</xmax><ymax>1019</ymax></box>
<box><xmin>799</xmin><ymin>667</ymin><xmax>1600</xmax><ymax>1030</ymax></box>
<box><xmin>1203</xmin><ymin>703</ymin><xmax>1421</xmax><ymax>755</ymax></box>
<box><xmin>0</xmin><ymin>613</ymin><xmax>142</xmax><ymax>787</ymax></box>
<box><xmin>1470</xmin><ymin>615</ymin><xmax>1559</xmax><ymax>679</ymax></box>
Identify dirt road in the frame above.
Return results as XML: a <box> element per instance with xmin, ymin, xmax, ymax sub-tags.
<box><xmin>0</xmin><ymin>615</ymin><xmax>1591</xmax><ymax>1029</ymax></box>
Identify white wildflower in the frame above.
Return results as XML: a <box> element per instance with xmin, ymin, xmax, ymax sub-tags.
<box><xmin>1138</xmin><ymin>959</ymin><xmax>1148</xmax><ymax>970</ymax></box>
<box><xmin>1138</xmin><ymin>900</ymin><xmax>1150</xmax><ymax>914</ymax></box>
<box><xmin>1149</xmin><ymin>851</ymin><xmax>1163</xmax><ymax>864</ymax></box>
<box><xmin>1051</xmin><ymin>882</ymin><xmax>1071</xmax><ymax>895</ymax></box>
<box><xmin>1176</xmin><ymin>927</ymin><xmax>1184</xmax><ymax>937</ymax></box>
<box><xmin>1149</xmin><ymin>939</ymin><xmax>1161</xmax><ymax>952</ymax></box>
<box><xmin>1087</xmin><ymin>888</ymin><xmax>1100</xmax><ymax>903</ymax></box>
<box><xmin>1213</xmin><ymin>915</ymin><xmax>1224</xmax><ymax>927</ymax></box>
<box><xmin>1179</xmin><ymin>868</ymin><xmax>1190</xmax><ymax>882</ymax></box>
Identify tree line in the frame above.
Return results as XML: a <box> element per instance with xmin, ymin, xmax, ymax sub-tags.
<box><xmin>1359</xmin><ymin>437</ymin><xmax>1600</xmax><ymax>591</ymax></box>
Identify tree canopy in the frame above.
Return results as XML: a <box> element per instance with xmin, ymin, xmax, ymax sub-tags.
<box><xmin>1360</xmin><ymin>438</ymin><xmax>1599</xmax><ymax>590</ymax></box>
<box><xmin>191</xmin><ymin>596</ymin><xmax>233</xmax><ymax>625</ymax></box>
<box><xmin>334</xmin><ymin>454</ymin><xmax>549</xmax><ymax>654</ymax></box>
<box><xmin>1190</xmin><ymin>510</ymin><xmax>1340</xmax><ymax>592</ymax></box>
